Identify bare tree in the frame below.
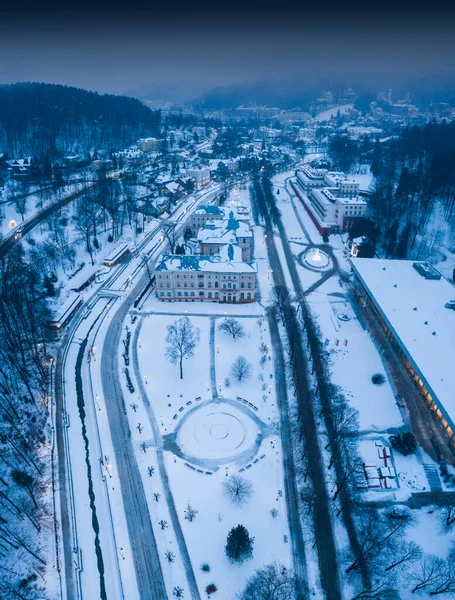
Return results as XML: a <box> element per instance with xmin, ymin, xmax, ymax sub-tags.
<box><xmin>165</xmin><ymin>317</ymin><xmax>200</xmax><ymax>379</ymax></box>
<box><xmin>384</xmin><ymin>541</ymin><xmax>421</xmax><ymax>572</ymax></box>
<box><xmin>184</xmin><ymin>502</ymin><xmax>198</xmax><ymax>522</ymax></box>
<box><xmin>140</xmin><ymin>252</ymin><xmax>154</xmax><ymax>284</ymax></box>
<box><xmin>158</xmin><ymin>519</ymin><xmax>168</xmax><ymax>530</ymax></box>
<box><xmin>410</xmin><ymin>554</ymin><xmax>445</xmax><ymax>594</ymax></box>
<box><xmin>165</xmin><ymin>550</ymin><xmax>175</xmax><ymax>564</ymax></box>
<box><xmin>219</xmin><ymin>318</ymin><xmax>245</xmax><ymax>341</ymax></box>
<box><xmin>172</xmin><ymin>586</ymin><xmax>184</xmax><ymax>598</ymax></box>
<box><xmin>231</xmin><ymin>356</ymin><xmax>252</xmax><ymax>383</ymax></box>
<box><xmin>223</xmin><ymin>475</ymin><xmax>253</xmax><ymax>506</ymax></box>
<box><xmin>163</xmin><ymin>222</ymin><xmax>178</xmax><ymax>254</ymax></box>
<box><xmin>238</xmin><ymin>562</ymin><xmax>296</xmax><ymax>600</ymax></box>
<box><xmin>436</xmin><ymin>504</ymin><xmax>455</xmax><ymax>531</ymax></box>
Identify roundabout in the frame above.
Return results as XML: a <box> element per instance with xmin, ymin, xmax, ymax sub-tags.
<box><xmin>165</xmin><ymin>398</ymin><xmax>271</xmax><ymax>468</ymax></box>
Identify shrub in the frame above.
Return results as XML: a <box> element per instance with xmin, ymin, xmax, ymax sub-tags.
<box><xmin>390</xmin><ymin>432</ymin><xmax>417</xmax><ymax>456</ymax></box>
<box><xmin>201</xmin><ymin>563</ymin><xmax>210</xmax><ymax>573</ymax></box>
<box><xmin>206</xmin><ymin>583</ymin><xmax>217</xmax><ymax>594</ymax></box>
<box><xmin>372</xmin><ymin>373</ymin><xmax>386</xmax><ymax>386</ymax></box>
<box><xmin>108</xmin><ymin>234</ymin><xmax>114</xmax><ymax>243</ymax></box>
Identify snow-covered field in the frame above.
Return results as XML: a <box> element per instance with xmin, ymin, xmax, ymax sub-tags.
<box><xmin>134</xmin><ymin>312</ymin><xmax>292</xmax><ymax>598</ymax></box>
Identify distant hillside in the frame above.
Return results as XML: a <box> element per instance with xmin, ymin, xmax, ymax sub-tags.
<box><xmin>0</xmin><ymin>82</ymin><xmax>161</xmax><ymax>158</ymax></box>
<box><xmin>191</xmin><ymin>80</ymin><xmax>334</xmax><ymax>111</ymax></box>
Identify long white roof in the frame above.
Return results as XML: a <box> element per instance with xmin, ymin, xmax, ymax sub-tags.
<box><xmin>351</xmin><ymin>258</ymin><xmax>455</xmax><ymax>424</ymax></box>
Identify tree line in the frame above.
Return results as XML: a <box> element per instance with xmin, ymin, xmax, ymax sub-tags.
<box><xmin>0</xmin><ymin>82</ymin><xmax>160</xmax><ymax>159</ymax></box>
<box><xmin>0</xmin><ymin>247</ymin><xmax>53</xmax><ymax>599</ymax></box>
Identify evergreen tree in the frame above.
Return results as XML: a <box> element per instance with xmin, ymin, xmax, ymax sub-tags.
<box><xmin>225</xmin><ymin>525</ymin><xmax>254</xmax><ymax>563</ymax></box>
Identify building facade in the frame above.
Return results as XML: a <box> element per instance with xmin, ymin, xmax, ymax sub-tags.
<box><xmin>154</xmin><ymin>247</ymin><xmax>257</xmax><ymax>303</ymax></box>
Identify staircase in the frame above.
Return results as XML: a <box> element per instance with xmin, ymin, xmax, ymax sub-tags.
<box><xmin>423</xmin><ymin>464</ymin><xmax>443</xmax><ymax>491</ymax></box>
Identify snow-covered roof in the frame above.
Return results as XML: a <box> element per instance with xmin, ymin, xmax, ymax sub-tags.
<box><xmin>351</xmin><ymin>258</ymin><xmax>455</xmax><ymax>427</ymax></box>
<box><xmin>155</xmin><ymin>249</ymin><xmax>257</xmax><ymax>274</ymax></box>
<box><xmin>193</xmin><ymin>205</ymin><xmax>224</xmax><ymax>216</ymax></box>
<box><xmin>197</xmin><ymin>213</ymin><xmax>252</xmax><ymax>244</ymax></box>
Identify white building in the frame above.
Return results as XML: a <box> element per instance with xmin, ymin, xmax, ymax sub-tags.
<box><xmin>197</xmin><ymin>211</ymin><xmax>253</xmax><ymax>261</ymax></box>
<box><xmin>293</xmin><ymin>167</ymin><xmax>367</xmax><ymax>234</ymax></box>
<box><xmin>154</xmin><ymin>244</ymin><xmax>257</xmax><ymax>303</ymax></box>
<box><xmin>186</xmin><ymin>165</ymin><xmax>211</xmax><ymax>186</ymax></box>
<box><xmin>137</xmin><ymin>137</ymin><xmax>160</xmax><ymax>152</ymax></box>
<box><xmin>350</xmin><ymin>258</ymin><xmax>455</xmax><ymax>450</ymax></box>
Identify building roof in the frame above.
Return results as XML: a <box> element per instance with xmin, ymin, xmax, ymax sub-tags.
<box><xmin>197</xmin><ymin>216</ymin><xmax>252</xmax><ymax>244</ymax></box>
<box><xmin>351</xmin><ymin>258</ymin><xmax>455</xmax><ymax>426</ymax></box>
<box><xmin>155</xmin><ymin>250</ymin><xmax>257</xmax><ymax>274</ymax></box>
<box><xmin>193</xmin><ymin>205</ymin><xmax>224</xmax><ymax>216</ymax></box>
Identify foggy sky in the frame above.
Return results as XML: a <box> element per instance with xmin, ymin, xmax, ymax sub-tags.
<box><xmin>1</xmin><ymin>0</ymin><xmax>455</xmax><ymax>99</ymax></box>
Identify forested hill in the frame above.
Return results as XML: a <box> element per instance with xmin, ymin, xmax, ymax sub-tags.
<box><xmin>0</xmin><ymin>82</ymin><xmax>161</xmax><ymax>158</ymax></box>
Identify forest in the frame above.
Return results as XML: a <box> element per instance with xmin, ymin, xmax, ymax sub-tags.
<box><xmin>0</xmin><ymin>83</ymin><xmax>161</xmax><ymax>159</ymax></box>
<box><xmin>0</xmin><ymin>248</ymin><xmax>53</xmax><ymax>599</ymax></box>
<box><xmin>328</xmin><ymin>120</ymin><xmax>455</xmax><ymax>259</ymax></box>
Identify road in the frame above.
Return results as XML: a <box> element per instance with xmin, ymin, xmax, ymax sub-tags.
<box><xmin>100</xmin><ymin>279</ymin><xmax>167</xmax><ymax>600</ymax></box>
<box><xmin>267</xmin><ymin>314</ymin><xmax>309</xmax><ymax>599</ymax></box>
<box><xmin>0</xmin><ymin>182</ymin><xmax>94</xmax><ymax>259</ymax></box>
<box><xmin>252</xmin><ymin>176</ymin><xmax>342</xmax><ymax>599</ymax></box>
<box><xmin>53</xmin><ymin>185</ymin><xmax>220</xmax><ymax>599</ymax></box>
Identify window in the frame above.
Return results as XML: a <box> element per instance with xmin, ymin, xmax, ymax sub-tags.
<box><xmin>167</xmin><ymin>292</ymin><xmax>172</xmax><ymax>297</ymax></box>
<box><xmin>215</xmin><ymin>281</ymin><xmax>218</xmax><ymax>288</ymax></box>
<box><xmin>215</xmin><ymin>292</ymin><xmax>219</xmax><ymax>298</ymax></box>
<box><xmin>199</xmin><ymin>291</ymin><xmax>204</xmax><ymax>296</ymax></box>
<box><xmin>208</xmin><ymin>292</ymin><xmax>212</xmax><ymax>298</ymax></box>
<box><xmin>191</xmin><ymin>292</ymin><xmax>195</xmax><ymax>297</ymax></box>
<box><xmin>247</xmin><ymin>293</ymin><xmax>251</xmax><ymax>299</ymax></box>
<box><xmin>241</xmin><ymin>282</ymin><xmax>245</xmax><ymax>288</ymax></box>
<box><xmin>177</xmin><ymin>292</ymin><xmax>182</xmax><ymax>297</ymax></box>
<box><xmin>184</xmin><ymin>292</ymin><xmax>188</xmax><ymax>297</ymax></box>
<box><xmin>240</xmin><ymin>292</ymin><xmax>244</xmax><ymax>299</ymax></box>
<box><xmin>223</xmin><ymin>283</ymin><xmax>227</xmax><ymax>289</ymax></box>
<box><xmin>167</xmin><ymin>283</ymin><xmax>170</xmax><ymax>288</ymax></box>
<box><xmin>160</xmin><ymin>292</ymin><xmax>165</xmax><ymax>297</ymax></box>
<box><xmin>247</xmin><ymin>282</ymin><xmax>251</xmax><ymax>289</ymax></box>
<box><xmin>228</xmin><ymin>283</ymin><xmax>231</xmax><ymax>289</ymax></box>
<box><xmin>233</xmin><ymin>284</ymin><xmax>236</xmax><ymax>289</ymax></box>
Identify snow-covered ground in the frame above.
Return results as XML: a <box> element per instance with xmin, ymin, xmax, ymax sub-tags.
<box><xmin>314</xmin><ymin>104</ymin><xmax>354</xmax><ymax>122</ymax></box>
<box><xmin>134</xmin><ymin>312</ymin><xmax>292</xmax><ymax>598</ymax></box>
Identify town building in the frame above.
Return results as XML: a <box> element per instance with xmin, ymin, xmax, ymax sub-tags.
<box><xmin>197</xmin><ymin>211</ymin><xmax>253</xmax><ymax>261</ymax></box>
<box><xmin>154</xmin><ymin>244</ymin><xmax>257</xmax><ymax>303</ymax></box>
<box><xmin>186</xmin><ymin>165</ymin><xmax>211</xmax><ymax>186</ymax></box>
<box><xmin>350</xmin><ymin>258</ymin><xmax>455</xmax><ymax>451</ymax></box>
<box><xmin>293</xmin><ymin>168</ymin><xmax>368</xmax><ymax>235</ymax></box>
<box><xmin>137</xmin><ymin>137</ymin><xmax>160</xmax><ymax>152</ymax></box>
<box><xmin>189</xmin><ymin>204</ymin><xmax>251</xmax><ymax>236</ymax></box>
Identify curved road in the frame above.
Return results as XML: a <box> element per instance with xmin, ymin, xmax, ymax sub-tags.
<box><xmin>100</xmin><ymin>272</ymin><xmax>168</xmax><ymax>599</ymax></box>
<box><xmin>0</xmin><ymin>183</ymin><xmax>94</xmax><ymax>259</ymax></box>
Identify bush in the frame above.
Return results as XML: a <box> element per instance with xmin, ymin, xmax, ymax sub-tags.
<box><xmin>107</xmin><ymin>234</ymin><xmax>114</xmax><ymax>243</ymax></box>
<box><xmin>390</xmin><ymin>432</ymin><xmax>417</xmax><ymax>456</ymax></box>
<box><xmin>206</xmin><ymin>583</ymin><xmax>217</xmax><ymax>594</ymax></box>
<box><xmin>372</xmin><ymin>373</ymin><xmax>386</xmax><ymax>386</ymax></box>
<box><xmin>201</xmin><ymin>563</ymin><xmax>210</xmax><ymax>572</ymax></box>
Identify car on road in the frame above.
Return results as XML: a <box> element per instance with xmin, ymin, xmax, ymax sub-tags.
<box><xmin>14</xmin><ymin>227</ymin><xmax>24</xmax><ymax>241</ymax></box>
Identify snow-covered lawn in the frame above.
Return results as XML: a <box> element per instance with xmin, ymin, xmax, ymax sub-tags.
<box><xmin>308</xmin><ymin>291</ymin><xmax>403</xmax><ymax>432</ymax></box>
<box><xmin>135</xmin><ymin>313</ymin><xmax>292</xmax><ymax>598</ymax></box>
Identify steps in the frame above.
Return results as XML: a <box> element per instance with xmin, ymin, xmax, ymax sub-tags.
<box><xmin>423</xmin><ymin>464</ymin><xmax>443</xmax><ymax>491</ymax></box>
